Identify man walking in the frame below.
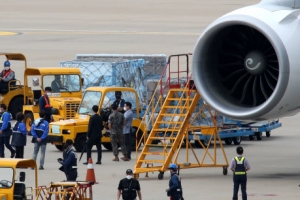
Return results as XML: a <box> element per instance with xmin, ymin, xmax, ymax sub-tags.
<box><xmin>58</xmin><ymin>143</ymin><xmax>78</xmax><ymax>181</ymax></box>
<box><xmin>229</xmin><ymin>146</ymin><xmax>251</xmax><ymax>200</ymax></box>
<box><xmin>31</xmin><ymin>111</ymin><xmax>49</xmax><ymax>170</ymax></box>
<box><xmin>0</xmin><ymin>104</ymin><xmax>15</xmax><ymax>158</ymax></box>
<box><xmin>117</xmin><ymin>169</ymin><xmax>142</xmax><ymax>200</ymax></box>
<box><xmin>108</xmin><ymin>104</ymin><xmax>129</xmax><ymax>161</ymax></box>
<box><xmin>84</xmin><ymin>105</ymin><xmax>103</xmax><ymax>165</ymax></box>
<box><xmin>166</xmin><ymin>164</ymin><xmax>183</xmax><ymax>200</ymax></box>
<box><xmin>123</xmin><ymin>102</ymin><xmax>133</xmax><ymax>160</ymax></box>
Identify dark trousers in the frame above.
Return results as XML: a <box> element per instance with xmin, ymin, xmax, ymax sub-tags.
<box><xmin>15</xmin><ymin>146</ymin><xmax>24</xmax><ymax>158</ymax></box>
<box><xmin>66</xmin><ymin>170</ymin><xmax>78</xmax><ymax>181</ymax></box>
<box><xmin>0</xmin><ymin>136</ymin><xmax>15</xmax><ymax>157</ymax></box>
<box><xmin>45</xmin><ymin>114</ymin><xmax>51</xmax><ymax>123</ymax></box>
<box><xmin>86</xmin><ymin>139</ymin><xmax>102</xmax><ymax>162</ymax></box>
<box><xmin>0</xmin><ymin>83</ymin><xmax>8</xmax><ymax>92</ymax></box>
<box><xmin>170</xmin><ymin>196</ymin><xmax>181</xmax><ymax>200</ymax></box>
<box><xmin>233</xmin><ymin>175</ymin><xmax>247</xmax><ymax>200</ymax></box>
<box><xmin>124</xmin><ymin>133</ymin><xmax>131</xmax><ymax>159</ymax></box>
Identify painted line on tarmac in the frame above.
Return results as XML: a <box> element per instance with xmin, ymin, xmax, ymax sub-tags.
<box><xmin>23</xmin><ymin>30</ymin><xmax>200</xmax><ymax>36</ymax></box>
<box><xmin>0</xmin><ymin>31</ymin><xmax>20</xmax><ymax>36</ymax></box>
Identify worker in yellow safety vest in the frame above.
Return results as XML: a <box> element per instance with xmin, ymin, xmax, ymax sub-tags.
<box><xmin>229</xmin><ymin>146</ymin><xmax>251</xmax><ymax>200</ymax></box>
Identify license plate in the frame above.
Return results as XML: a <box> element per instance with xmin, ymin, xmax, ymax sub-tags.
<box><xmin>52</xmin><ymin>125</ymin><xmax>60</xmax><ymax>134</ymax></box>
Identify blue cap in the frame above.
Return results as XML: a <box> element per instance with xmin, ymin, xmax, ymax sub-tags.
<box><xmin>168</xmin><ymin>163</ymin><xmax>177</xmax><ymax>170</ymax></box>
<box><xmin>4</xmin><ymin>61</ymin><xmax>10</xmax><ymax>67</ymax></box>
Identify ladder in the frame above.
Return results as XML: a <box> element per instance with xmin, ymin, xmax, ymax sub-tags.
<box><xmin>134</xmin><ymin>54</ymin><xmax>229</xmax><ymax>180</ymax></box>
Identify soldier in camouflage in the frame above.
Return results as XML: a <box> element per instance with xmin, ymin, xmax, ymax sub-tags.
<box><xmin>108</xmin><ymin>104</ymin><xmax>130</xmax><ymax>161</ymax></box>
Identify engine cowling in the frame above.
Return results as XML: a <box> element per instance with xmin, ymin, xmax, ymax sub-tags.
<box><xmin>192</xmin><ymin>0</ymin><xmax>300</xmax><ymax>121</ymax></box>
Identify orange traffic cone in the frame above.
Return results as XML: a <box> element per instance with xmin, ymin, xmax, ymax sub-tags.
<box><xmin>86</xmin><ymin>158</ymin><xmax>97</xmax><ymax>184</ymax></box>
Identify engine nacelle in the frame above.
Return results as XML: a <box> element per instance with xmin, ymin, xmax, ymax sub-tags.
<box><xmin>193</xmin><ymin>0</ymin><xmax>300</xmax><ymax>121</ymax></box>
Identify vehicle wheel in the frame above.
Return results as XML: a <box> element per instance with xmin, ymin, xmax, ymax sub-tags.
<box><xmin>249</xmin><ymin>135</ymin><xmax>254</xmax><ymax>140</ymax></box>
<box><xmin>224</xmin><ymin>138</ymin><xmax>233</xmax><ymax>145</ymax></box>
<box><xmin>9</xmin><ymin>96</ymin><xmax>24</xmax><ymax>120</ymax></box>
<box><xmin>24</xmin><ymin>112</ymin><xmax>34</xmax><ymax>135</ymax></box>
<box><xmin>266</xmin><ymin>131</ymin><xmax>271</xmax><ymax>137</ymax></box>
<box><xmin>158</xmin><ymin>172</ymin><xmax>164</xmax><ymax>180</ymax></box>
<box><xmin>131</xmin><ymin>128</ymin><xmax>143</xmax><ymax>151</ymax></box>
<box><xmin>223</xmin><ymin>167</ymin><xmax>228</xmax><ymax>175</ymax></box>
<box><xmin>55</xmin><ymin>144</ymin><xmax>64</xmax><ymax>151</ymax></box>
<box><xmin>255</xmin><ymin>132</ymin><xmax>262</xmax><ymax>140</ymax></box>
<box><xmin>233</xmin><ymin>136</ymin><xmax>241</xmax><ymax>145</ymax></box>
<box><xmin>201</xmin><ymin>139</ymin><xmax>209</xmax><ymax>148</ymax></box>
<box><xmin>103</xmin><ymin>143</ymin><xmax>113</xmax><ymax>151</ymax></box>
<box><xmin>74</xmin><ymin>134</ymin><xmax>87</xmax><ymax>152</ymax></box>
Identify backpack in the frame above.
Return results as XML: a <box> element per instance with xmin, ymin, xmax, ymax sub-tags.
<box><xmin>121</xmin><ymin>178</ymin><xmax>138</xmax><ymax>200</ymax></box>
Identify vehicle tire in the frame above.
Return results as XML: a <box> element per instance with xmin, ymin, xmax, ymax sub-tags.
<box><xmin>103</xmin><ymin>143</ymin><xmax>113</xmax><ymax>151</ymax></box>
<box><xmin>55</xmin><ymin>145</ymin><xmax>64</xmax><ymax>151</ymax></box>
<box><xmin>224</xmin><ymin>138</ymin><xmax>233</xmax><ymax>145</ymax></box>
<box><xmin>24</xmin><ymin>112</ymin><xmax>34</xmax><ymax>135</ymax></box>
<box><xmin>74</xmin><ymin>134</ymin><xmax>86</xmax><ymax>152</ymax></box>
<box><xmin>249</xmin><ymin>135</ymin><xmax>254</xmax><ymax>140</ymax></box>
<box><xmin>266</xmin><ymin>131</ymin><xmax>271</xmax><ymax>137</ymax></box>
<box><xmin>158</xmin><ymin>172</ymin><xmax>164</xmax><ymax>180</ymax></box>
<box><xmin>255</xmin><ymin>132</ymin><xmax>262</xmax><ymax>140</ymax></box>
<box><xmin>233</xmin><ymin>136</ymin><xmax>241</xmax><ymax>145</ymax></box>
<box><xmin>9</xmin><ymin>96</ymin><xmax>24</xmax><ymax>120</ymax></box>
<box><xmin>223</xmin><ymin>167</ymin><xmax>228</xmax><ymax>175</ymax></box>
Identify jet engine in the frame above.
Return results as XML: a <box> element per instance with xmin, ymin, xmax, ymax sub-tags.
<box><xmin>192</xmin><ymin>0</ymin><xmax>300</xmax><ymax>121</ymax></box>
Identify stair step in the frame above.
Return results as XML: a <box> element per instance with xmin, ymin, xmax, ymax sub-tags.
<box><xmin>156</xmin><ymin>121</ymin><xmax>183</xmax><ymax>124</ymax></box>
<box><xmin>164</xmin><ymin>106</ymin><xmax>190</xmax><ymax>109</ymax></box>
<box><xmin>159</xmin><ymin>113</ymin><xmax>187</xmax><ymax>116</ymax></box>
<box><xmin>146</xmin><ymin>144</ymin><xmax>173</xmax><ymax>147</ymax></box>
<box><xmin>151</xmin><ymin>128</ymin><xmax>180</xmax><ymax>132</ymax></box>
<box><xmin>149</xmin><ymin>137</ymin><xmax>177</xmax><ymax>140</ymax></box>
<box><xmin>166</xmin><ymin>98</ymin><xmax>194</xmax><ymax>101</ymax></box>
<box><xmin>142</xmin><ymin>152</ymin><xmax>167</xmax><ymax>155</ymax></box>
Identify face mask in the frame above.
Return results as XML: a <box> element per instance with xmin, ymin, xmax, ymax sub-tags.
<box><xmin>124</xmin><ymin>107</ymin><xmax>127</xmax><ymax>111</ymax></box>
<box><xmin>126</xmin><ymin>175</ymin><xmax>132</xmax><ymax>179</ymax></box>
<box><xmin>4</xmin><ymin>67</ymin><xmax>9</xmax><ymax>71</ymax></box>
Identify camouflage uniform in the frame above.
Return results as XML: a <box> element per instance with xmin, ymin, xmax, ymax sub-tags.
<box><xmin>108</xmin><ymin>111</ymin><xmax>127</xmax><ymax>156</ymax></box>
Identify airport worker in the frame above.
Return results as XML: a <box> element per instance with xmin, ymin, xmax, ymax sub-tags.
<box><xmin>83</xmin><ymin>105</ymin><xmax>103</xmax><ymax>165</ymax></box>
<box><xmin>166</xmin><ymin>163</ymin><xmax>184</xmax><ymax>200</ymax></box>
<box><xmin>0</xmin><ymin>61</ymin><xmax>15</xmax><ymax>93</ymax></box>
<box><xmin>117</xmin><ymin>169</ymin><xmax>142</xmax><ymax>200</ymax></box>
<box><xmin>108</xmin><ymin>104</ymin><xmax>129</xmax><ymax>161</ymax></box>
<box><xmin>112</xmin><ymin>91</ymin><xmax>125</xmax><ymax>113</ymax></box>
<box><xmin>39</xmin><ymin>86</ymin><xmax>52</xmax><ymax>123</ymax></box>
<box><xmin>31</xmin><ymin>111</ymin><xmax>49</xmax><ymax>170</ymax></box>
<box><xmin>51</xmin><ymin>75</ymin><xmax>62</xmax><ymax>92</ymax></box>
<box><xmin>58</xmin><ymin>143</ymin><xmax>78</xmax><ymax>181</ymax></box>
<box><xmin>123</xmin><ymin>101</ymin><xmax>133</xmax><ymax>160</ymax></box>
<box><xmin>229</xmin><ymin>146</ymin><xmax>251</xmax><ymax>200</ymax></box>
<box><xmin>0</xmin><ymin>104</ymin><xmax>15</xmax><ymax>158</ymax></box>
<box><xmin>11</xmin><ymin>112</ymin><xmax>27</xmax><ymax>158</ymax></box>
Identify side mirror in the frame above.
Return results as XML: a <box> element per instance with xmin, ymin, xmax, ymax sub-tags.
<box><xmin>19</xmin><ymin>172</ymin><xmax>25</xmax><ymax>182</ymax></box>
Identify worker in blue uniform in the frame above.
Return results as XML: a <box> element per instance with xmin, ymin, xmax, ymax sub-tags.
<box><xmin>229</xmin><ymin>146</ymin><xmax>251</xmax><ymax>200</ymax></box>
<box><xmin>58</xmin><ymin>143</ymin><xmax>78</xmax><ymax>181</ymax></box>
<box><xmin>166</xmin><ymin>164</ymin><xmax>184</xmax><ymax>200</ymax></box>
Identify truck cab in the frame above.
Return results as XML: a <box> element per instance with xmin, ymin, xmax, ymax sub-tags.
<box><xmin>48</xmin><ymin>86</ymin><xmax>145</xmax><ymax>152</ymax></box>
<box><xmin>0</xmin><ymin>159</ymin><xmax>37</xmax><ymax>200</ymax></box>
<box><xmin>23</xmin><ymin>68</ymin><xmax>83</xmax><ymax>140</ymax></box>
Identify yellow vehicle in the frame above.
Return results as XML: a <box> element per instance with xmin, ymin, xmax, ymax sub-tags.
<box><xmin>23</xmin><ymin>67</ymin><xmax>83</xmax><ymax>145</ymax></box>
<box><xmin>0</xmin><ymin>159</ymin><xmax>94</xmax><ymax>200</ymax></box>
<box><xmin>48</xmin><ymin>87</ymin><xmax>145</xmax><ymax>152</ymax></box>
<box><xmin>0</xmin><ymin>53</ymin><xmax>83</xmax><ymax>139</ymax></box>
<box><xmin>0</xmin><ymin>158</ymin><xmax>38</xmax><ymax>200</ymax></box>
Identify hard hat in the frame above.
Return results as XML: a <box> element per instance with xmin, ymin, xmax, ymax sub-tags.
<box><xmin>168</xmin><ymin>163</ymin><xmax>177</xmax><ymax>170</ymax></box>
<box><xmin>4</xmin><ymin>61</ymin><xmax>10</xmax><ymax>67</ymax></box>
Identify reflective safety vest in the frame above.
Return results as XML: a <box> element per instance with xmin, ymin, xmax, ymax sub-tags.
<box><xmin>234</xmin><ymin>156</ymin><xmax>246</xmax><ymax>175</ymax></box>
<box><xmin>2</xmin><ymin>70</ymin><xmax>12</xmax><ymax>78</ymax></box>
<box><xmin>43</xmin><ymin>95</ymin><xmax>51</xmax><ymax>108</ymax></box>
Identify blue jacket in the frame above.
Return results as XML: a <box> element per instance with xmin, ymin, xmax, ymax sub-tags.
<box><xmin>60</xmin><ymin>147</ymin><xmax>77</xmax><ymax>172</ymax></box>
<box><xmin>169</xmin><ymin>172</ymin><xmax>183</xmax><ymax>197</ymax></box>
<box><xmin>31</xmin><ymin>118</ymin><xmax>49</xmax><ymax>144</ymax></box>
<box><xmin>0</xmin><ymin>112</ymin><xmax>12</xmax><ymax>137</ymax></box>
<box><xmin>11</xmin><ymin>121</ymin><xmax>27</xmax><ymax>146</ymax></box>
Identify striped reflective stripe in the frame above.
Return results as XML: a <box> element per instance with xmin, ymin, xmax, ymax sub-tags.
<box><xmin>87</xmin><ymin>164</ymin><xmax>93</xmax><ymax>169</ymax></box>
<box><xmin>235</xmin><ymin>172</ymin><xmax>246</xmax><ymax>175</ymax></box>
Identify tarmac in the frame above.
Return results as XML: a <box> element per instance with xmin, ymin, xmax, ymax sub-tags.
<box><xmin>1</xmin><ymin>0</ymin><xmax>300</xmax><ymax>199</ymax></box>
